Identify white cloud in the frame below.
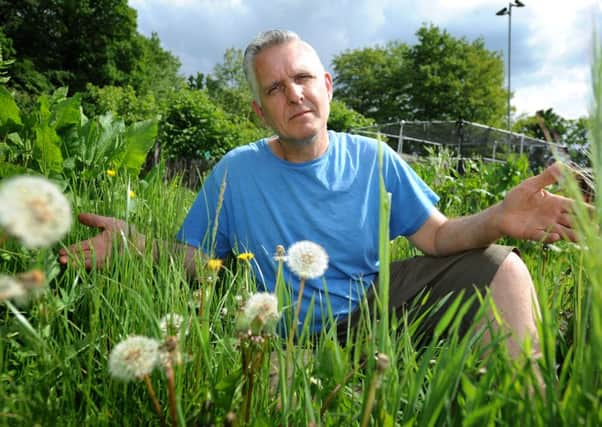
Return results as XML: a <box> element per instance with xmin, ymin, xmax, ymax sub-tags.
<box><xmin>514</xmin><ymin>65</ymin><xmax>591</xmax><ymax>118</ymax></box>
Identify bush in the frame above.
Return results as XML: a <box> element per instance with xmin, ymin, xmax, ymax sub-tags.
<box><xmin>82</xmin><ymin>83</ymin><xmax>160</xmax><ymax>125</ymax></box>
<box><xmin>158</xmin><ymin>89</ymin><xmax>261</xmax><ymax>161</ymax></box>
<box><xmin>327</xmin><ymin>99</ymin><xmax>374</xmax><ymax>132</ymax></box>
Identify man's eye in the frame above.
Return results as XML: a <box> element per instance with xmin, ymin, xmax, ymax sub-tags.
<box><xmin>267</xmin><ymin>84</ymin><xmax>282</xmax><ymax>95</ymax></box>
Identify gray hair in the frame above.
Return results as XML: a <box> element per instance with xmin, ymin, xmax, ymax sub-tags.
<box><xmin>243</xmin><ymin>29</ymin><xmax>301</xmax><ymax>103</ymax></box>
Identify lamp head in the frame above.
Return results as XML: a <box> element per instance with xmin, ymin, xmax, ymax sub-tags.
<box><xmin>514</xmin><ymin>0</ymin><xmax>525</xmax><ymax>7</ymax></box>
<box><xmin>496</xmin><ymin>7</ymin><xmax>509</xmax><ymax>15</ymax></box>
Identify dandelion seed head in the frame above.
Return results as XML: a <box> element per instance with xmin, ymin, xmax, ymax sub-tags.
<box><xmin>273</xmin><ymin>244</ymin><xmax>287</xmax><ymax>262</ymax></box>
<box><xmin>159</xmin><ymin>313</ymin><xmax>188</xmax><ymax>337</ymax></box>
<box><xmin>238</xmin><ymin>292</ymin><xmax>280</xmax><ymax>335</ymax></box>
<box><xmin>0</xmin><ymin>176</ymin><xmax>72</xmax><ymax>248</ymax></box>
<box><xmin>108</xmin><ymin>336</ymin><xmax>160</xmax><ymax>381</ymax></box>
<box><xmin>0</xmin><ymin>275</ymin><xmax>27</xmax><ymax>303</ymax></box>
<box><xmin>286</xmin><ymin>240</ymin><xmax>329</xmax><ymax>279</ymax></box>
<box><xmin>375</xmin><ymin>352</ymin><xmax>390</xmax><ymax>373</ymax></box>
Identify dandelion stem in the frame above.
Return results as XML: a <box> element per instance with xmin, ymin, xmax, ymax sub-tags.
<box><xmin>244</xmin><ymin>364</ymin><xmax>255</xmax><ymax>425</ymax></box>
<box><xmin>241</xmin><ymin>341</ymin><xmax>252</xmax><ymax>424</ymax></box>
<box><xmin>143</xmin><ymin>374</ymin><xmax>166</xmax><ymax>427</ymax></box>
<box><xmin>288</xmin><ymin>278</ymin><xmax>305</xmax><ymax>350</ymax></box>
<box><xmin>320</xmin><ymin>357</ymin><xmax>368</xmax><ymax>416</ymax></box>
<box><xmin>286</xmin><ymin>277</ymin><xmax>305</xmax><ymax>378</ymax></box>
<box><xmin>198</xmin><ymin>286</ymin><xmax>205</xmax><ymax>323</ymax></box>
<box><xmin>360</xmin><ymin>373</ymin><xmax>380</xmax><ymax>427</ymax></box>
<box><xmin>164</xmin><ymin>361</ymin><xmax>179</xmax><ymax>427</ymax></box>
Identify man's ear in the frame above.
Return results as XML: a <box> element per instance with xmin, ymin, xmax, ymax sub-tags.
<box><xmin>252</xmin><ymin>100</ymin><xmax>266</xmax><ymax>122</ymax></box>
<box><xmin>325</xmin><ymin>72</ymin><xmax>333</xmax><ymax>101</ymax></box>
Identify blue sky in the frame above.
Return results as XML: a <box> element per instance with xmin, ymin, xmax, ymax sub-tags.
<box><xmin>129</xmin><ymin>0</ymin><xmax>602</xmax><ymax>120</ymax></box>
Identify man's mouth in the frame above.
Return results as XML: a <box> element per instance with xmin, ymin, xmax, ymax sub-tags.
<box><xmin>289</xmin><ymin>110</ymin><xmax>312</xmax><ymax>120</ymax></box>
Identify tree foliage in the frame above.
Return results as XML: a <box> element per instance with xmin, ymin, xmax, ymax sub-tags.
<box><xmin>205</xmin><ymin>48</ymin><xmax>256</xmax><ymax>121</ymax></box>
<box><xmin>327</xmin><ymin>99</ymin><xmax>374</xmax><ymax>132</ymax></box>
<box><xmin>332</xmin><ymin>42</ymin><xmax>410</xmax><ymax>123</ymax></box>
<box><xmin>0</xmin><ymin>0</ymin><xmax>139</xmax><ymax>92</ymax></box>
<box><xmin>406</xmin><ymin>25</ymin><xmax>506</xmax><ymax>125</ymax></box>
<box><xmin>157</xmin><ymin>89</ymin><xmax>263</xmax><ymax>161</ymax></box>
<box><xmin>0</xmin><ymin>0</ymin><xmax>182</xmax><ymax>98</ymax></box>
<box><xmin>514</xmin><ymin>108</ymin><xmax>590</xmax><ymax>166</ymax></box>
<box><xmin>332</xmin><ymin>24</ymin><xmax>507</xmax><ymax>126</ymax></box>
<box><xmin>130</xmin><ymin>32</ymin><xmax>185</xmax><ymax>99</ymax></box>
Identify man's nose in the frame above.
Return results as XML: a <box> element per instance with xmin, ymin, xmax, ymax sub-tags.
<box><xmin>286</xmin><ymin>82</ymin><xmax>304</xmax><ymax>104</ymax></box>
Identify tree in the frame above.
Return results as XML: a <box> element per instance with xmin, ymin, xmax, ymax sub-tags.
<box><xmin>405</xmin><ymin>24</ymin><xmax>506</xmax><ymax>125</ymax></box>
<box><xmin>332</xmin><ymin>24</ymin><xmax>507</xmax><ymax>126</ymax></box>
<box><xmin>129</xmin><ymin>32</ymin><xmax>185</xmax><ymax>100</ymax></box>
<box><xmin>514</xmin><ymin>108</ymin><xmax>590</xmax><ymax>166</ymax></box>
<box><xmin>327</xmin><ymin>99</ymin><xmax>374</xmax><ymax>132</ymax></box>
<box><xmin>0</xmin><ymin>0</ymin><xmax>141</xmax><ymax>93</ymax></box>
<box><xmin>205</xmin><ymin>48</ymin><xmax>256</xmax><ymax>121</ymax></box>
<box><xmin>332</xmin><ymin>42</ymin><xmax>411</xmax><ymax>123</ymax></box>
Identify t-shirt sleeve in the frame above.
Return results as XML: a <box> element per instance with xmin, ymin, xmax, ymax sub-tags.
<box><xmin>175</xmin><ymin>162</ymin><xmax>231</xmax><ymax>258</ymax></box>
<box><xmin>383</xmin><ymin>147</ymin><xmax>439</xmax><ymax>237</ymax></box>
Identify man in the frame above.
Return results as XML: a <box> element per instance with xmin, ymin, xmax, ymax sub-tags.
<box><xmin>59</xmin><ymin>29</ymin><xmax>576</xmax><ymax>358</ymax></box>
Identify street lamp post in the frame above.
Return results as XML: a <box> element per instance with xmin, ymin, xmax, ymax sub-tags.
<box><xmin>496</xmin><ymin>1</ymin><xmax>525</xmax><ymax>145</ymax></box>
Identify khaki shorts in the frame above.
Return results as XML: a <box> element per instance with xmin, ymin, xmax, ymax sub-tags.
<box><xmin>336</xmin><ymin>244</ymin><xmax>516</xmax><ymax>343</ymax></box>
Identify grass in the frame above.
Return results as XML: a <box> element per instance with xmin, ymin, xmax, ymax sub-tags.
<box><xmin>1</xmin><ymin>35</ymin><xmax>601</xmax><ymax>427</ymax></box>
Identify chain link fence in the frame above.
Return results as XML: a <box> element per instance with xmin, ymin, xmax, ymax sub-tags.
<box><xmin>351</xmin><ymin>120</ymin><xmax>568</xmax><ymax>170</ymax></box>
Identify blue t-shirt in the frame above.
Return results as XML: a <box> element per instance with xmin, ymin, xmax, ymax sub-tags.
<box><xmin>176</xmin><ymin>131</ymin><xmax>439</xmax><ymax>332</ymax></box>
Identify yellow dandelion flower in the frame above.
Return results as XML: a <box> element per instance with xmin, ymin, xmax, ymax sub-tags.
<box><xmin>207</xmin><ymin>258</ymin><xmax>223</xmax><ymax>271</ymax></box>
<box><xmin>129</xmin><ymin>190</ymin><xmax>136</xmax><ymax>199</ymax></box>
<box><xmin>237</xmin><ymin>252</ymin><xmax>254</xmax><ymax>262</ymax></box>
<box><xmin>106</xmin><ymin>169</ymin><xmax>117</xmax><ymax>177</ymax></box>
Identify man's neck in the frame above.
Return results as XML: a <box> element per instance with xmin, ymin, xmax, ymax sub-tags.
<box><xmin>273</xmin><ymin>130</ymin><xmax>329</xmax><ymax>163</ymax></box>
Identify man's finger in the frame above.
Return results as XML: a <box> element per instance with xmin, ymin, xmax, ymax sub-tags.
<box><xmin>77</xmin><ymin>213</ymin><xmax>113</xmax><ymax>230</ymax></box>
<box><xmin>527</xmin><ymin>162</ymin><xmax>564</xmax><ymax>189</ymax></box>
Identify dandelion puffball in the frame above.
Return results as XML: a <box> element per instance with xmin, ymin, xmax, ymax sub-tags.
<box><xmin>0</xmin><ymin>176</ymin><xmax>72</xmax><ymax>248</ymax></box>
<box><xmin>159</xmin><ymin>313</ymin><xmax>188</xmax><ymax>336</ymax></box>
<box><xmin>286</xmin><ymin>240</ymin><xmax>329</xmax><ymax>279</ymax></box>
<box><xmin>108</xmin><ymin>336</ymin><xmax>161</xmax><ymax>381</ymax></box>
<box><xmin>238</xmin><ymin>292</ymin><xmax>280</xmax><ymax>335</ymax></box>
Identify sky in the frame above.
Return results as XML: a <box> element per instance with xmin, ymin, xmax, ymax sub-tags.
<box><xmin>129</xmin><ymin>0</ymin><xmax>602</xmax><ymax>121</ymax></box>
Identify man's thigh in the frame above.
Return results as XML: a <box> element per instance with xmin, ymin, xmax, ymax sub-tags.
<box><xmin>337</xmin><ymin>244</ymin><xmax>516</xmax><ymax>341</ymax></box>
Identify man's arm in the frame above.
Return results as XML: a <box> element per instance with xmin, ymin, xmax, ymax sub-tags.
<box><xmin>408</xmin><ymin>163</ymin><xmax>577</xmax><ymax>256</ymax></box>
<box><xmin>58</xmin><ymin>213</ymin><xmax>207</xmax><ymax>280</ymax></box>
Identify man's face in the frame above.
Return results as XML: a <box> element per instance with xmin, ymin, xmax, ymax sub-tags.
<box><xmin>251</xmin><ymin>40</ymin><xmax>333</xmax><ymax>145</ymax></box>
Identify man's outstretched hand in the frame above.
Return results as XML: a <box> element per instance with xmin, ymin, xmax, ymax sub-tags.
<box><xmin>58</xmin><ymin>213</ymin><xmax>132</xmax><ymax>269</ymax></box>
<box><xmin>496</xmin><ymin>162</ymin><xmax>579</xmax><ymax>243</ymax></box>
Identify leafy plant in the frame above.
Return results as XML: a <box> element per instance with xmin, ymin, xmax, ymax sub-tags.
<box><xmin>0</xmin><ymin>86</ymin><xmax>158</xmax><ymax>180</ymax></box>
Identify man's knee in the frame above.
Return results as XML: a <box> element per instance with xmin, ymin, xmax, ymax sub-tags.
<box><xmin>490</xmin><ymin>251</ymin><xmax>539</xmax><ymax>321</ymax></box>
<box><xmin>491</xmin><ymin>251</ymin><xmax>532</xmax><ymax>288</ymax></box>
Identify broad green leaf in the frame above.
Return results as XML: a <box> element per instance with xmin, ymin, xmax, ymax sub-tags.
<box><xmin>116</xmin><ymin>118</ymin><xmax>158</xmax><ymax>173</ymax></box>
<box><xmin>0</xmin><ymin>86</ymin><xmax>22</xmax><ymax>132</ymax></box>
<box><xmin>34</xmin><ymin>125</ymin><xmax>64</xmax><ymax>173</ymax></box>
<box><xmin>52</xmin><ymin>94</ymin><xmax>83</xmax><ymax>131</ymax></box>
<box><xmin>7</xmin><ymin>132</ymin><xmax>23</xmax><ymax>147</ymax></box>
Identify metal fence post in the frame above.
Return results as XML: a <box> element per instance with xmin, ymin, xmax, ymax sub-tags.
<box><xmin>397</xmin><ymin>120</ymin><xmax>404</xmax><ymax>154</ymax></box>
